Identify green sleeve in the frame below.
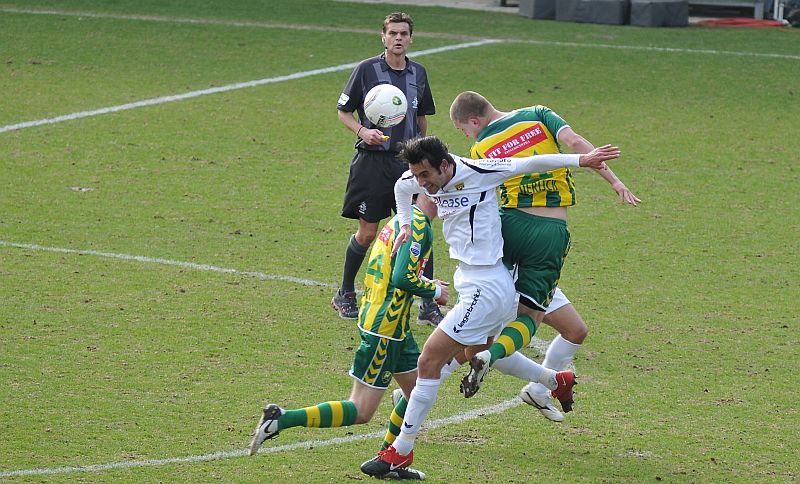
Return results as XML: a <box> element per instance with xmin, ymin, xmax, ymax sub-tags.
<box><xmin>390</xmin><ymin>215</ymin><xmax>437</xmax><ymax>298</ymax></box>
<box><xmin>532</xmin><ymin>105</ymin><xmax>569</xmax><ymax>151</ymax></box>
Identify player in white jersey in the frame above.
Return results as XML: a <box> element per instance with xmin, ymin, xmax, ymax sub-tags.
<box><xmin>360</xmin><ymin>135</ymin><xmax>620</xmax><ymax>478</ymax></box>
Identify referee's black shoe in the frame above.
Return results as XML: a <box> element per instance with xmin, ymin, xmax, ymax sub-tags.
<box><xmin>417</xmin><ymin>299</ymin><xmax>443</xmax><ymax>326</ymax></box>
<box><xmin>331</xmin><ymin>289</ymin><xmax>358</xmax><ymax>319</ymax></box>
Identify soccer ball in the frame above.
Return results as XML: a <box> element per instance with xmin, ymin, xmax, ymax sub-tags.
<box><xmin>363</xmin><ymin>84</ymin><xmax>407</xmax><ymax>128</ymax></box>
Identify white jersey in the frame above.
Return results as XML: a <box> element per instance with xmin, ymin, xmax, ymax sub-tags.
<box><xmin>395</xmin><ymin>153</ymin><xmax>580</xmax><ymax>266</ymax></box>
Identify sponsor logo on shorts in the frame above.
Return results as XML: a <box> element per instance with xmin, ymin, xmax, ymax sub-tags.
<box><xmin>453</xmin><ymin>289</ymin><xmax>481</xmax><ymax>334</ymax></box>
<box><xmin>382</xmin><ymin>372</ymin><xmax>392</xmax><ymax>385</ymax></box>
<box><xmin>359</xmin><ymin>201</ymin><xmax>367</xmax><ymax>215</ymax></box>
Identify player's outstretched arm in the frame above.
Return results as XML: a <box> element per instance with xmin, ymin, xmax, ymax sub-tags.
<box><xmin>578</xmin><ymin>144</ymin><xmax>620</xmax><ymax>169</ymax></box>
<box><xmin>597</xmin><ymin>165</ymin><xmax>641</xmax><ymax>206</ymax></box>
<box><xmin>390</xmin><ymin>220</ymin><xmax>445</xmax><ymax>301</ymax></box>
<box><xmin>559</xmin><ymin>129</ymin><xmax>638</xmax><ymax>206</ymax></box>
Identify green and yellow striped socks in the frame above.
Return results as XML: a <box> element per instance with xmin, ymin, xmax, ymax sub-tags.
<box><xmin>278</xmin><ymin>400</ymin><xmax>358</xmax><ymax>430</ymax></box>
<box><xmin>488</xmin><ymin>314</ymin><xmax>536</xmax><ymax>365</ymax></box>
<box><xmin>381</xmin><ymin>394</ymin><xmax>408</xmax><ymax>450</ymax></box>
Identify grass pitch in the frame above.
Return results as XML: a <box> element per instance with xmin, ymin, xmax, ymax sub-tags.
<box><xmin>1</xmin><ymin>0</ymin><xmax>798</xmax><ymax>481</ymax></box>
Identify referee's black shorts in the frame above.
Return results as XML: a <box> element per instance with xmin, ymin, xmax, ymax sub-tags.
<box><xmin>341</xmin><ymin>149</ymin><xmax>408</xmax><ymax>223</ymax></box>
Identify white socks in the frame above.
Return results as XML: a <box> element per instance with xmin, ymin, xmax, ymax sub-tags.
<box><xmin>439</xmin><ymin>358</ymin><xmax>462</xmax><ymax>381</ymax></box>
<box><xmin>393</xmin><ymin>360</ymin><xmax>461</xmax><ymax>455</ymax></box>
<box><xmin>394</xmin><ymin>377</ymin><xmax>440</xmax><ymax>455</ymax></box>
<box><xmin>493</xmin><ymin>351</ymin><xmax>546</xmax><ymax>383</ymax></box>
<box><xmin>542</xmin><ymin>334</ymin><xmax>581</xmax><ymax>371</ymax></box>
<box><xmin>491</xmin><ymin>352</ymin><xmax>558</xmax><ymax>390</ymax></box>
<box><xmin>530</xmin><ymin>335</ymin><xmax>581</xmax><ymax>394</ymax></box>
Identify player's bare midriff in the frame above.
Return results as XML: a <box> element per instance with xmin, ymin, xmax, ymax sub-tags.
<box><xmin>518</xmin><ymin>205</ymin><xmax>567</xmax><ymax>220</ymax></box>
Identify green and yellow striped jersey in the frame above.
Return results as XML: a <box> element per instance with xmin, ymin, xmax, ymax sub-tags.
<box><xmin>470</xmin><ymin>106</ymin><xmax>576</xmax><ymax>208</ymax></box>
<box><xmin>358</xmin><ymin>206</ymin><xmax>437</xmax><ymax>341</ymax></box>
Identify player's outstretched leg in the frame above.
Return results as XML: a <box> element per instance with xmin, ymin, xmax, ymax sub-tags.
<box><xmin>461</xmin><ymin>314</ymin><xmax>537</xmax><ymax>398</ymax></box>
<box><xmin>524</xmin><ymin>333</ymin><xmax>582</xmax><ymax>413</ymax></box>
<box><xmin>248</xmin><ymin>404</ymin><xmax>285</xmax><ymax>455</ymax></box>
<box><xmin>381</xmin><ymin>389</ymin><xmax>408</xmax><ymax>451</ymax></box>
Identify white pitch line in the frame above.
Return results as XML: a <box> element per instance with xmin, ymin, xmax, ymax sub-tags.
<box><xmin>0</xmin><ymin>7</ymin><xmax>380</xmax><ymax>33</ymax></box>
<box><xmin>5</xmin><ymin>7</ymin><xmax>797</xmax><ymax>60</ymax></box>
<box><xmin>0</xmin><ymin>398</ymin><xmax>522</xmax><ymax>477</ymax></box>
<box><xmin>0</xmin><ymin>238</ymin><xmax>551</xmax><ymax>348</ymax></box>
<box><xmin>0</xmin><ymin>238</ymin><xmax>554</xmax><ymax>476</ymax></box>
<box><xmin>0</xmin><ymin>240</ymin><xmax>336</xmax><ymax>288</ymax></box>
<box><xmin>0</xmin><ymin>39</ymin><xmax>500</xmax><ymax>135</ymax></box>
<box><xmin>1</xmin><ymin>8</ymin><xmax>794</xmax><ymax>135</ymax></box>
<box><xmin>515</xmin><ymin>38</ymin><xmax>800</xmax><ymax>60</ymax></box>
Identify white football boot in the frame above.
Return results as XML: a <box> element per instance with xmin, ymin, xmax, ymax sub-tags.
<box><xmin>248</xmin><ymin>403</ymin><xmax>285</xmax><ymax>455</ymax></box>
<box><xmin>519</xmin><ymin>382</ymin><xmax>564</xmax><ymax>422</ymax></box>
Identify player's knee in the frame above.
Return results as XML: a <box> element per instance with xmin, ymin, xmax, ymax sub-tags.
<box><xmin>354</xmin><ymin>230</ymin><xmax>377</xmax><ymax>246</ymax></box>
<box><xmin>564</xmin><ymin>322</ymin><xmax>588</xmax><ymax>344</ymax></box>
<box><xmin>417</xmin><ymin>354</ymin><xmax>445</xmax><ymax>379</ymax></box>
<box><xmin>351</xmin><ymin>399</ymin><xmax>378</xmax><ymax>424</ymax></box>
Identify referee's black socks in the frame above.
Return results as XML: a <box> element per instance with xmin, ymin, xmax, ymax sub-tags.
<box><xmin>340</xmin><ymin>234</ymin><xmax>369</xmax><ymax>294</ymax></box>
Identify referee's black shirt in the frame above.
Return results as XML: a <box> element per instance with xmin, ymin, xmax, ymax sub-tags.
<box><xmin>337</xmin><ymin>53</ymin><xmax>435</xmax><ymax>154</ymax></box>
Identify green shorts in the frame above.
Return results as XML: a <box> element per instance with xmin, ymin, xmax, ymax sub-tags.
<box><xmin>500</xmin><ymin>208</ymin><xmax>571</xmax><ymax>311</ymax></box>
<box><xmin>349</xmin><ymin>329</ymin><xmax>420</xmax><ymax>389</ymax></box>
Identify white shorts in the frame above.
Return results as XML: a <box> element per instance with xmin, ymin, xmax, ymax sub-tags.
<box><xmin>545</xmin><ymin>287</ymin><xmax>572</xmax><ymax>315</ymax></box>
<box><xmin>440</xmin><ymin>261</ymin><xmax>517</xmax><ymax>346</ymax></box>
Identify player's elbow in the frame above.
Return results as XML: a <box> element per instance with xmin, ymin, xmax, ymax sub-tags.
<box><xmin>392</xmin><ymin>275</ymin><xmax>414</xmax><ymax>292</ymax></box>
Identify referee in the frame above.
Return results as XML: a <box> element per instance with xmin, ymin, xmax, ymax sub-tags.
<box><xmin>332</xmin><ymin>12</ymin><xmax>442</xmax><ymax>325</ymax></box>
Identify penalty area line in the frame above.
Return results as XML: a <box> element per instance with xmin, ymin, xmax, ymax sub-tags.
<box><xmin>0</xmin><ymin>240</ymin><xmax>337</xmax><ymax>288</ymax></box>
<box><xmin>0</xmin><ymin>398</ymin><xmax>523</xmax><ymax>477</ymax></box>
<box><xmin>0</xmin><ymin>39</ymin><xmax>500</xmax><ymax>135</ymax></box>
